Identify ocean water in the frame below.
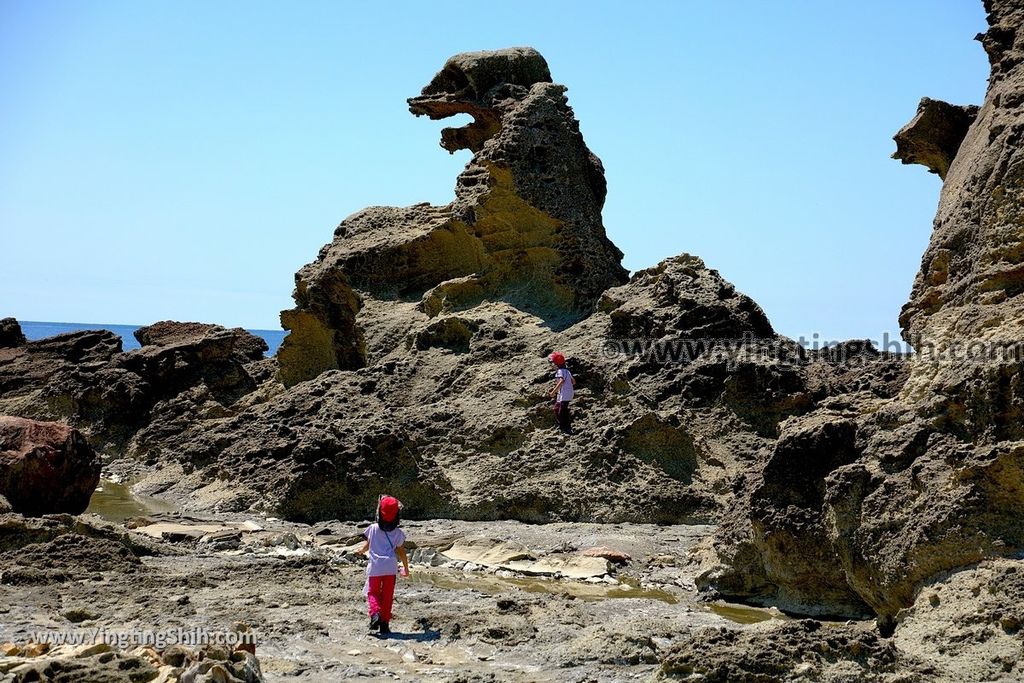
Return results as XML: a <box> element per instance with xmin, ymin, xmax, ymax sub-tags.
<box><xmin>19</xmin><ymin>321</ymin><xmax>286</xmax><ymax>357</ymax></box>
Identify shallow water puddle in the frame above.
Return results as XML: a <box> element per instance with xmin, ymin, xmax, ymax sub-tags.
<box><xmin>408</xmin><ymin>570</ymin><xmax>678</xmax><ymax>604</ymax></box>
<box><xmin>707</xmin><ymin>602</ymin><xmax>787</xmax><ymax>624</ymax></box>
<box><xmin>408</xmin><ymin>571</ymin><xmax>793</xmax><ymax>625</ymax></box>
<box><xmin>86</xmin><ymin>479</ymin><xmax>176</xmax><ymax>522</ymax></box>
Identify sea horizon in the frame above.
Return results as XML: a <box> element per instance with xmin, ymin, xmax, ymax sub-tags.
<box><xmin>18</xmin><ymin>320</ymin><xmax>286</xmax><ymax>357</ymax></box>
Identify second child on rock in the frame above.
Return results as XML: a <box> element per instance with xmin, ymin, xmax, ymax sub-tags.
<box><xmin>548</xmin><ymin>351</ymin><xmax>575</xmax><ymax>434</ymax></box>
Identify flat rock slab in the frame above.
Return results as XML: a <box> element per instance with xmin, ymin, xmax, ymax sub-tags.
<box><xmin>442</xmin><ymin>539</ymin><xmax>536</xmax><ymax>566</ymax></box>
<box><xmin>441</xmin><ymin>538</ymin><xmax>610</xmax><ymax>578</ymax></box>
<box><xmin>505</xmin><ymin>554</ymin><xmax>610</xmax><ymax>579</ymax></box>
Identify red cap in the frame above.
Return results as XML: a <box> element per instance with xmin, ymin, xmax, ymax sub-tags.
<box><xmin>549</xmin><ymin>352</ymin><xmax>565</xmax><ymax>365</ymax></box>
<box><xmin>379</xmin><ymin>496</ymin><xmax>400</xmax><ymax>522</ymax></box>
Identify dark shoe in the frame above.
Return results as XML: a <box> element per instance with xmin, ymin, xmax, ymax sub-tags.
<box><xmin>378</xmin><ymin>621</ymin><xmax>391</xmax><ymax>635</ymax></box>
<box><xmin>369</xmin><ymin>613</ymin><xmax>380</xmax><ymax>632</ymax></box>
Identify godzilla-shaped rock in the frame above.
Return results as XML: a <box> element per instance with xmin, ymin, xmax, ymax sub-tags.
<box><xmin>0</xmin><ymin>417</ymin><xmax>101</xmax><ymax>516</ymax></box>
<box><xmin>277</xmin><ymin>47</ymin><xmax>628</xmax><ymax>386</ymax></box>
<box><xmin>0</xmin><ymin>55</ymin><xmax>910</xmax><ymax>530</ymax></box>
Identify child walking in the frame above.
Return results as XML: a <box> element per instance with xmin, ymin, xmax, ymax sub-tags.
<box><xmin>358</xmin><ymin>495</ymin><xmax>410</xmax><ymax>635</ymax></box>
<box><xmin>548</xmin><ymin>351</ymin><xmax>575</xmax><ymax>434</ymax></box>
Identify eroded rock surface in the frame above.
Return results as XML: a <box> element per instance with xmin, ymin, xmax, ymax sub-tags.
<box><xmin>892</xmin><ymin>97</ymin><xmax>979</xmax><ymax>179</ymax></box>
<box><xmin>138</xmin><ymin>248</ymin><xmax>905</xmax><ymax>525</ymax></box>
<box><xmin>699</xmin><ymin>0</ymin><xmax>1024</xmax><ymax>631</ymax></box>
<box><xmin>0</xmin><ymin>642</ymin><xmax>263</xmax><ymax>683</ymax></box>
<box><xmin>893</xmin><ymin>559</ymin><xmax>1024</xmax><ymax>682</ymax></box>
<box><xmin>656</xmin><ymin>620</ymin><xmax>924</xmax><ymax>683</ymax></box>
<box><xmin>277</xmin><ymin>47</ymin><xmax>628</xmax><ymax>386</ymax></box>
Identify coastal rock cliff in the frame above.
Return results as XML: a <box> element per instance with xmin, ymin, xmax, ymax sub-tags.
<box><xmin>699</xmin><ymin>0</ymin><xmax>1024</xmax><ymax>631</ymax></box>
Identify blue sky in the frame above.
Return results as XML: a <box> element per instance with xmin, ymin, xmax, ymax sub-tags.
<box><xmin>1</xmin><ymin>1</ymin><xmax>989</xmax><ymax>341</ymax></box>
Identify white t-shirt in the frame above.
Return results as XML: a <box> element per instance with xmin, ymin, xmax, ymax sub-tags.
<box><xmin>363</xmin><ymin>523</ymin><xmax>405</xmax><ymax>577</ymax></box>
<box><xmin>555</xmin><ymin>368</ymin><xmax>574</xmax><ymax>402</ymax></box>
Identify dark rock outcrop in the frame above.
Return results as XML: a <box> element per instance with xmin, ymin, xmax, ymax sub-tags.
<box><xmin>745</xmin><ymin>413</ymin><xmax>870</xmax><ymax>616</ymax></box>
<box><xmin>0</xmin><ymin>321</ymin><xmax>275</xmax><ymax>456</ymax></box>
<box><xmin>598</xmin><ymin>255</ymin><xmax>774</xmax><ymax>342</ymax></box>
<box><xmin>277</xmin><ymin>47</ymin><xmax>628</xmax><ymax>386</ymax></box>
<box><xmin>0</xmin><ymin>417</ymin><xmax>101</xmax><ymax>516</ymax></box>
<box><xmin>0</xmin><ymin>329</ymin><xmax>122</xmax><ymax>401</ymax></box>
<box><xmin>134</xmin><ymin>320</ymin><xmax>268</xmax><ymax>362</ymax></box>
<box><xmin>0</xmin><ymin>318</ymin><xmax>25</xmax><ymax>348</ymax></box>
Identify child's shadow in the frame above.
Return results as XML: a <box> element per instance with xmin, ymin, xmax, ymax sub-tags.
<box><xmin>376</xmin><ymin>630</ymin><xmax>441</xmax><ymax>642</ymax></box>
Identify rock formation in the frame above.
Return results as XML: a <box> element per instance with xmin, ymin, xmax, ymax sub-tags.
<box><xmin>0</xmin><ymin>511</ymin><xmax>265</xmax><ymax>682</ymax></box>
<box><xmin>0</xmin><ymin>50</ymin><xmax>910</xmax><ymax>529</ymax></box>
<box><xmin>4</xmin><ymin>13</ymin><xmax>1024</xmax><ymax>682</ymax></box>
<box><xmin>0</xmin><ymin>321</ymin><xmax>273</xmax><ymax>457</ymax></box>
<box><xmin>0</xmin><ymin>643</ymin><xmax>264</xmax><ymax>683</ymax></box>
<box><xmin>142</xmin><ymin>250</ymin><xmax>904</xmax><ymax>524</ymax></box>
<box><xmin>0</xmin><ymin>318</ymin><xmax>25</xmax><ymax>348</ymax></box>
<box><xmin>276</xmin><ymin>47</ymin><xmax>628</xmax><ymax>387</ymax></box>
<box><xmin>698</xmin><ymin>0</ymin><xmax>1024</xmax><ymax>631</ymax></box>
<box><xmin>0</xmin><ymin>417</ymin><xmax>101</xmax><ymax>516</ymax></box>
<box><xmin>892</xmin><ymin>97</ymin><xmax>979</xmax><ymax>179</ymax></box>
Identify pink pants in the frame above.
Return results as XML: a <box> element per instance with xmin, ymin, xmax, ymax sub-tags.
<box><xmin>367</xmin><ymin>574</ymin><xmax>396</xmax><ymax>621</ymax></box>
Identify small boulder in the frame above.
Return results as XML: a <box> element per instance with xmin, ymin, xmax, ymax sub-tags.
<box><xmin>0</xmin><ymin>416</ymin><xmax>101</xmax><ymax>516</ymax></box>
<box><xmin>263</xmin><ymin>532</ymin><xmax>300</xmax><ymax>550</ymax></box>
<box><xmin>199</xmin><ymin>529</ymin><xmax>242</xmax><ymax>551</ymax></box>
<box><xmin>581</xmin><ymin>546</ymin><xmax>632</xmax><ymax>565</ymax></box>
<box><xmin>0</xmin><ymin>318</ymin><xmax>26</xmax><ymax>348</ymax></box>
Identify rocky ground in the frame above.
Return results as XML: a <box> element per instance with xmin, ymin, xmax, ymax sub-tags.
<box><xmin>0</xmin><ymin>491</ymin><xmax>770</xmax><ymax>682</ymax></box>
<box><xmin>3</xmin><ymin>484</ymin><xmax>1022</xmax><ymax>682</ymax></box>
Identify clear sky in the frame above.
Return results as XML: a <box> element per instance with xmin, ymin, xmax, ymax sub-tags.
<box><xmin>1</xmin><ymin>1</ymin><xmax>989</xmax><ymax>341</ymax></box>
